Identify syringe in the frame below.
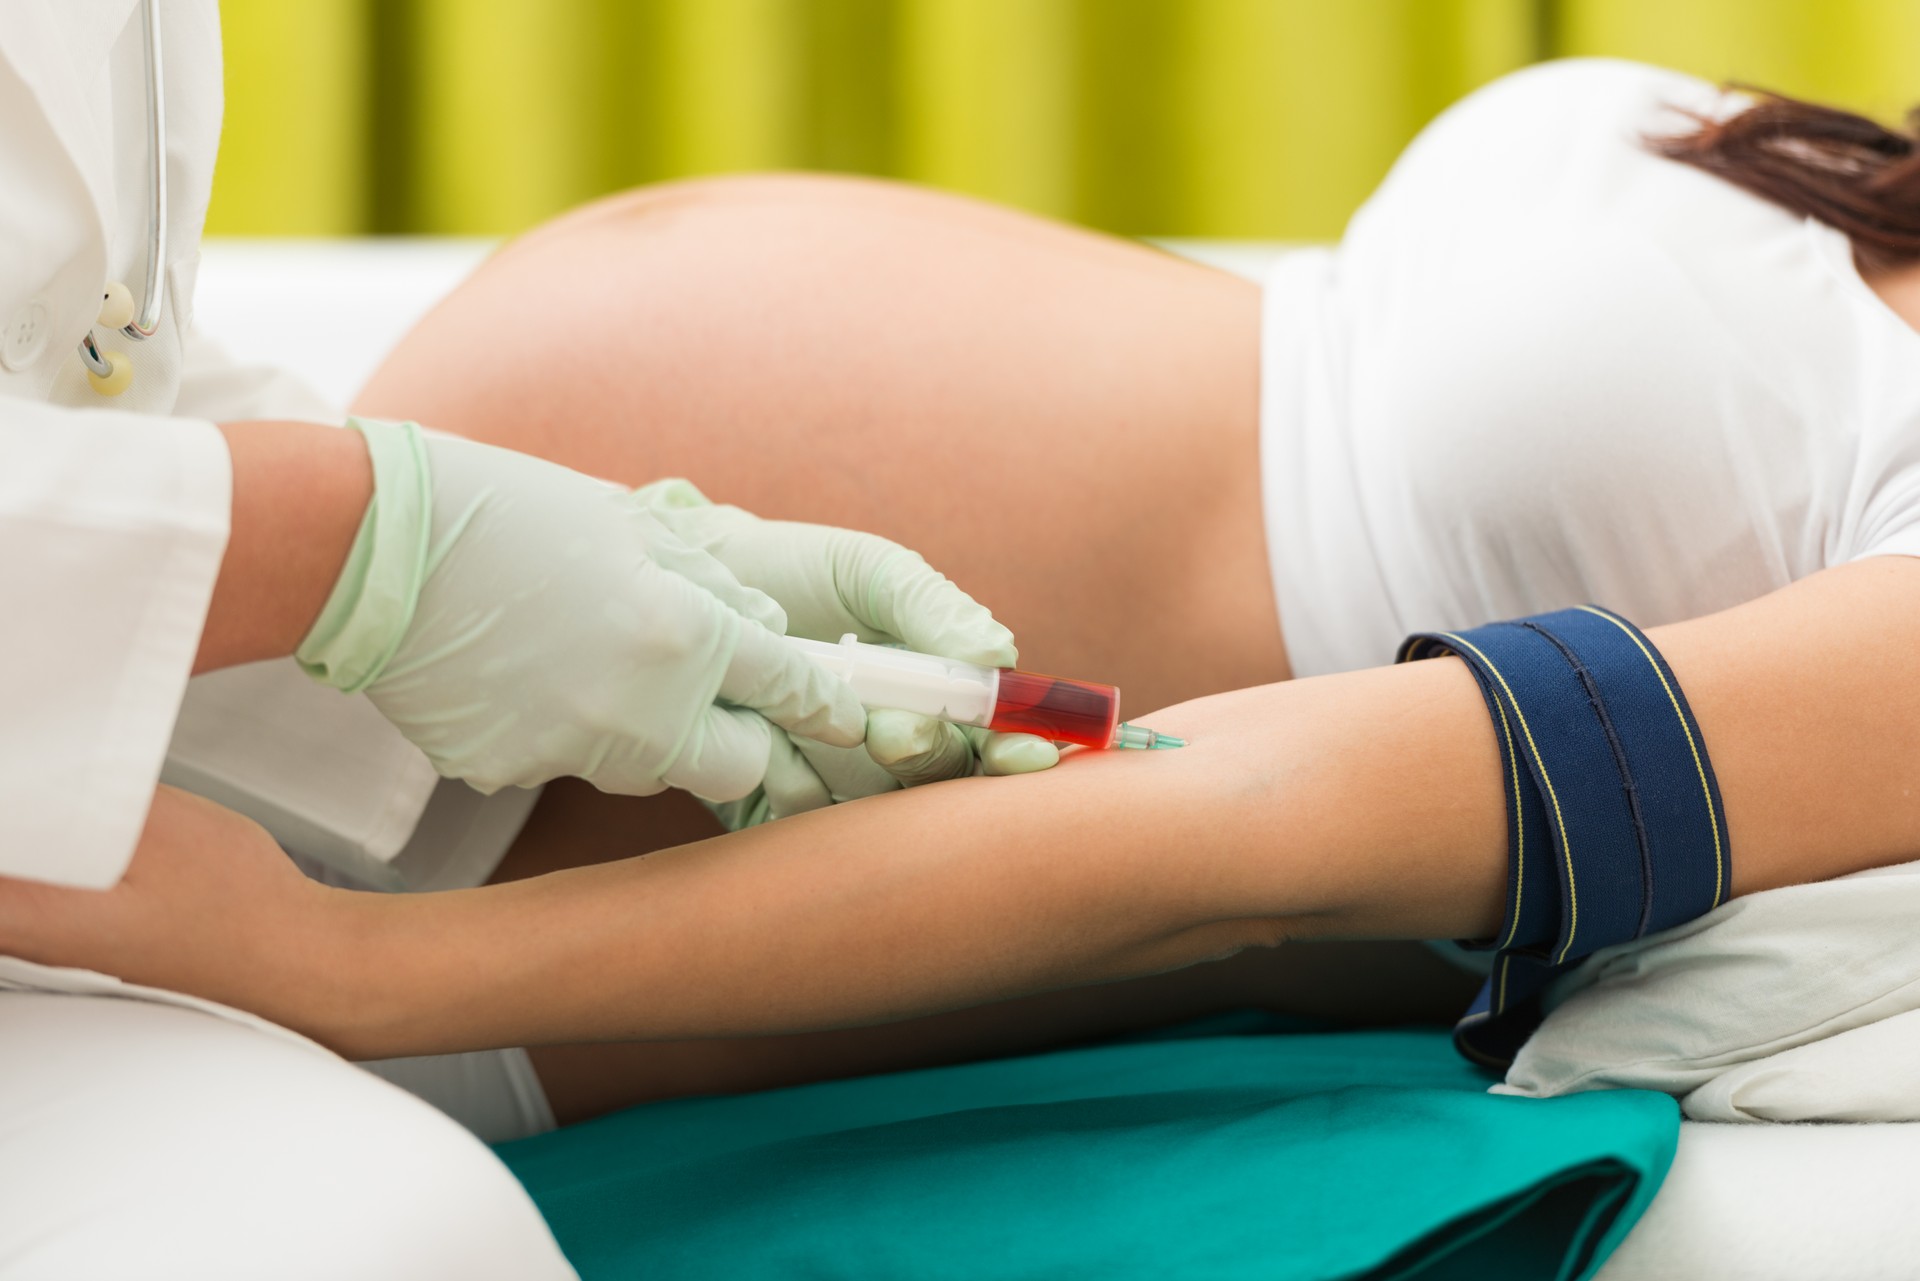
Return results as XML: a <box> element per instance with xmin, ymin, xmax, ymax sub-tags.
<box><xmin>784</xmin><ymin>634</ymin><xmax>1186</xmax><ymax>751</ymax></box>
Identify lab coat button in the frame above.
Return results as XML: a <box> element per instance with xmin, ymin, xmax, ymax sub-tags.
<box><xmin>1</xmin><ymin>299</ymin><xmax>50</xmax><ymax>372</ymax></box>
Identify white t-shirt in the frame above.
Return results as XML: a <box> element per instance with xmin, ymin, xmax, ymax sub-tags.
<box><xmin>1259</xmin><ymin>58</ymin><xmax>1920</xmax><ymax>678</ymax></box>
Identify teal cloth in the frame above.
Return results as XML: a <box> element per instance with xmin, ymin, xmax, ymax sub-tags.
<box><xmin>495</xmin><ymin>1023</ymin><xmax>1677</xmax><ymax>1280</ymax></box>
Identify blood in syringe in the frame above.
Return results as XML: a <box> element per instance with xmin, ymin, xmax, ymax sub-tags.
<box><xmin>987</xmin><ymin>669</ymin><xmax>1122</xmax><ymax>749</ymax></box>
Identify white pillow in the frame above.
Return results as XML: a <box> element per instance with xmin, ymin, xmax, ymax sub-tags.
<box><xmin>1495</xmin><ymin>858</ymin><xmax>1920</xmax><ymax>1121</ymax></box>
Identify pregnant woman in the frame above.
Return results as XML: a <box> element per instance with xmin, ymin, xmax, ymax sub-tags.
<box><xmin>9</xmin><ymin>54</ymin><xmax>1920</xmax><ymax>1239</ymax></box>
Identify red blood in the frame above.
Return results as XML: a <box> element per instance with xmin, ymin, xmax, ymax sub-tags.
<box><xmin>987</xmin><ymin>669</ymin><xmax>1121</xmax><ymax>749</ymax></box>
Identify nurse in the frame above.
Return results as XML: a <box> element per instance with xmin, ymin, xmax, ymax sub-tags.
<box><xmin>0</xmin><ymin>4</ymin><xmax>1039</xmax><ymax>1276</ymax></box>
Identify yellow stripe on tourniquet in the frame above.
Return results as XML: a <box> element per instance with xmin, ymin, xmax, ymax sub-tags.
<box><xmin>1573</xmin><ymin>605</ymin><xmax>1726</xmax><ymax>908</ymax></box>
<box><xmin>1490</xmin><ymin>696</ymin><xmax>1525</xmax><ymax>953</ymax></box>
<box><xmin>1438</xmin><ymin>631</ymin><xmax>1582</xmax><ymax>966</ymax></box>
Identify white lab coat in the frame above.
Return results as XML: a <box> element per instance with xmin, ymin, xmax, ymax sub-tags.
<box><xmin>0</xmin><ymin>19</ymin><xmax>573</xmax><ymax>1263</ymax></box>
<box><xmin>0</xmin><ymin>1</ymin><xmax>441</xmax><ymax>909</ymax></box>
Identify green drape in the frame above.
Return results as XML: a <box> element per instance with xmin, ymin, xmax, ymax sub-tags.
<box><xmin>208</xmin><ymin>0</ymin><xmax>1920</xmax><ymax>239</ymax></box>
<box><xmin>495</xmin><ymin>1023</ymin><xmax>1680</xmax><ymax>1281</ymax></box>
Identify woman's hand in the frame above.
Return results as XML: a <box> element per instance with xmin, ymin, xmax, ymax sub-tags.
<box><xmin>0</xmin><ymin>787</ymin><xmax>369</xmax><ymax>1045</ymax></box>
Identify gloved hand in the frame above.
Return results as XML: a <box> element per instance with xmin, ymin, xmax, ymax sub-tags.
<box><xmin>296</xmin><ymin>418</ymin><xmax>866</xmax><ymax>800</ymax></box>
<box><xmin>637</xmin><ymin>480</ymin><xmax>1059</xmax><ymax>827</ymax></box>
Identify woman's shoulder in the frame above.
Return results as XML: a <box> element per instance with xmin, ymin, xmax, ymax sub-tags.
<box><xmin>1333</xmin><ymin>60</ymin><xmax>1874</xmax><ymax>463</ymax></box>
<box><xmin>1452</xmin><ymin>57</ymin><xmax>1723</xmax><ymax>121</ymax></box>
<box><xmin>1340</xmin><ymin>57</ymin><xmax>1787</xmax><ymax>272</ymax></box>
<box><xmin>1374</xmin><ymin>59</ymin><xmax>1735</xmax><ymax>207</ymax></box>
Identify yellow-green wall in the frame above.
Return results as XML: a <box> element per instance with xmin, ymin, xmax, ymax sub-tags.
<box><xmin>206</xmin><ymin>0</ymin><xmax>1920</xmax><ymax>239</ymax></box>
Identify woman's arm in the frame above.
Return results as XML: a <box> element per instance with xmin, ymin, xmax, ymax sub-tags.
<box><xmin>333</xmin><ymin>553</ymin><xmax>1920</xmax><ymax>1057</ymax></box>
<box><xmin>12</xmin><ymin>558</ymin><xmax>1919</xmax><ymax>1058</ymax></box>
<box><xmin>328</xmin><ymin>652</ymin><xmax>1507</xmax><ymax>1057</ymax></box>
<box><xmin>1</xmin><ymin>654</ymin><xmax>1503</xmax><ymax>1057</ymax></box>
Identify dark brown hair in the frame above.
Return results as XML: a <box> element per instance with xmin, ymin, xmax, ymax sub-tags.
<box><xmin>1650</xmin><ymin>88</ymin><xmax>1920</xmax><ymax>272</ymax></box>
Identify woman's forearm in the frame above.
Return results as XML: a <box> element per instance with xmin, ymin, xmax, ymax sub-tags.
<box><xmin>330</xmin><ymin>557</ymin><xmax>1920</xmax><ymax>1059</ymax></box>
<box><xmin>22</xmin><ymin>559</ymin><xmax>1900</xmax><ymax>1060</ymax></box>
<box><xmin>334</xmin><ymin>656</ymin><xmax>1512</xmax><ymax>1058</ymax></box>
<box><xmin>196</xmin><ymin>422</ymin><xmax>371</xmax><ymax>673</ymax></box>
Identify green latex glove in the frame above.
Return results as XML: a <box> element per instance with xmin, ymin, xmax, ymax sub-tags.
<box><xmin>297</xmin><ymin>420</ymin><xmax>865</xmax><ymax>801</ymax></box>
<box><xmin>637</xmin><ymin>480</ymin><xmax>1060</xmax><ymax>828</ymax></box>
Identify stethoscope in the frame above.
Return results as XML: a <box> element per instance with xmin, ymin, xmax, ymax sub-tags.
<box><xmin>78</xmin><ymin>0</ymin><xmax>167</xmax><ymax>396</ymax></box>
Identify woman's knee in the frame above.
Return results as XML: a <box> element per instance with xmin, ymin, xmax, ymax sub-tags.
<box><xmin>0</xmin><ymin>993</ymin><xmax>573</xmax><ymax>1280</ymax></box>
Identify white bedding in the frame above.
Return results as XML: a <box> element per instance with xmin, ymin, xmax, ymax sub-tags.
<box><xmin>1502</xmin><ymin>859</ymin><xmax>1920</xmax><ymax>1124</ymax></box>
<box><xmin>194</xmin><ymin>235</ymin><xmax>1920</xmax><ymax>1280</ymax></box>
<box><xmin>193</xmin><ymin>238</ymin><xmax>496</xmax><ymax>410</ymax></box>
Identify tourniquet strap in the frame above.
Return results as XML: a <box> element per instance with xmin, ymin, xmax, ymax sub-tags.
<box><xmin>1397</xmin><ymin>605</ymin><xmax>1730</xmax><ymax>1069</ymax></box>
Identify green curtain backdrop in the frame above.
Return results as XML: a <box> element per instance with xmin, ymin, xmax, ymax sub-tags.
<box><xmin>207</xmin><ymin>0</ymin><xmax>1920</xmax><ymax>239</ymax></box>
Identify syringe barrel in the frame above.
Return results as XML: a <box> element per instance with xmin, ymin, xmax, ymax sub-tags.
<box><xmin>785</xmin><ymin>635</ymin><xmax>1125</xmax><ymax>749</ymax></box>
<box><xmin>986</xmin><ymin>669</ymin><xmax>1121</xmax><ymax>750</ymax></box>
<box><xmin>783</xmin><ymin>635</ymin><xmax>999</xmax><ymax>726</ymax></box>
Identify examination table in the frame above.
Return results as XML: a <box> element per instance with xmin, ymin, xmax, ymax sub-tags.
<box><xmin>195</xmin><ymin>236</ymin><xmax>1920</xmax><ymax>1281</ymax></box>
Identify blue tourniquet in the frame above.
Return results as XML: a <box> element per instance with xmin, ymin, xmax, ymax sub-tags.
<box><xmin>1399</xmin><ymin>605</ymin><xmax>1730</xmax><ymax>1068</ymax></box>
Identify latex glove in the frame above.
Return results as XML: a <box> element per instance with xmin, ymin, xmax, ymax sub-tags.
<box><xmin>638</xmin><ymin>480</ymin><xmax>1059</xmax><ymax>827</ymax></box>
<box><xmin>296</xmin><ymin>419</ymin><xmax>865</xmax><ymax>800</ymax></box>
<box><xmin>713</xmin><ymin>711</ymin><xmax>1052</xmax><ymax>830</ymax></box>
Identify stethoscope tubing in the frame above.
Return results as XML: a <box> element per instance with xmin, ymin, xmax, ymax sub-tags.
<box><xmin>77</xmin><ymin>331</ymin><xmax>114</xmax><ymax>378</ymax></box>
<box><xmin>77</xmin><ymin>0</ymin><xmax>166</xmax><ymax>380</ymax></box>
<box><xmin>125</xmin><ymin>0</ymin><xmax>167</xmax><ymax>340</ymax></box>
